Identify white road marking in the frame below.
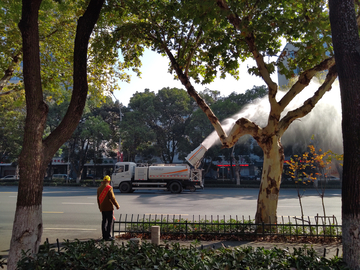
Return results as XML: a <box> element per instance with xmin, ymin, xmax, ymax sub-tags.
<box><xmin>43</xmin><ymin>191</ymin><xmax>90</xmax><ymax>194</ymax></box>
<box><xmin>62</xmin><ymin>202</ymin><xmax>94</xmax><ymax>205</ymax></box>
<box><xmin>145</xmin><ymin>213</ymin><xmax>189</xmax><ymax>216</ymax></box>
<box><xmin>44</xmin><ymin>228</ymin><xmax>97</xmax><ymax>231</ymax></box>
<box><xmin>43</xmin><ymin>211</ymin><xmax>64</xmax><ymax>214</ymax></box>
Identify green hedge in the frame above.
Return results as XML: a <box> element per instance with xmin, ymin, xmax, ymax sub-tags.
<box><xmin>204</xmin><ymin>179</ymin><xmax>341</xmax><ymax>189</ymax></box>
<box><xmin>16</xmin><ymin>240</ymin><xmax>349</xmax><ymax>270</ymax></box>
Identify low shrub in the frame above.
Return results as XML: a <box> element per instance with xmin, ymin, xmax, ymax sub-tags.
<box><xmin>17</xmin><ymin>239</ymin><xmax>349</xmax><ymax>269</ymax></box>
<box><xmin>119</xmin><ymin>217</ymin><xmax>341</xmax><ymax>242</ymax></box>
<box><xmin>125</xmin><ymin>217</ymin><xmax>256</xmax><ymax>234</ymax></box>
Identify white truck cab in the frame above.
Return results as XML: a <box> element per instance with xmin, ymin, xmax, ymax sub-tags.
<box><xmin>112</xmin><ymin>162</ymin><xmax>136</xmax><ymax>181</ymax></box>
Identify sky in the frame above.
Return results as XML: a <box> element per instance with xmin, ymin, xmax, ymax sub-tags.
<box><xmin>114</xmin><ymin>49</ymin><xmax>278</xmax><ymax>106</ymax></box>
<box><xmin>112</xmin><ymin>47</ymin><xmax>343</xmax><ymax>155</ymax></box>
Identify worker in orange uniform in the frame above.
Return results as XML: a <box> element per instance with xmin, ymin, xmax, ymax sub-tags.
<box><xmin>97</xmin><ymin>175</ymin><xmax>120</xmax><ymax>241</ymax></box>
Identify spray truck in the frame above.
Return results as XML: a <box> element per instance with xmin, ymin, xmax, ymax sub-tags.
<box><xmin>111</xmin><ymin>144</ymin><xmax>207</xmax><ymax>193</ymax></box>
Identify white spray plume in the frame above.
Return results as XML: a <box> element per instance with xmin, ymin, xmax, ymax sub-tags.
<box><xmin>202</xmin><ymin>80</ymin><xmax>342</xmax><ymax>153</ymax></box>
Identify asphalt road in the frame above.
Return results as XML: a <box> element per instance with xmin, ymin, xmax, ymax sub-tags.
<box><xmin>0</xmin><ymin>186</ymin><xmax>341</xmax><ymax>256</ymax></box>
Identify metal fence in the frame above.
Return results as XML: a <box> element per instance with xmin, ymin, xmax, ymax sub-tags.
<box><xmin>113</xmin><ymin>214</ymin><xmax>341</xmax><ymax>240</ymax></box>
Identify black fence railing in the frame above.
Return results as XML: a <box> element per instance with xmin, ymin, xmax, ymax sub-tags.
<box><xmin>113</xmin><ymin>214</ymin><xmax>341</xmax><ymax>240</ymax></box>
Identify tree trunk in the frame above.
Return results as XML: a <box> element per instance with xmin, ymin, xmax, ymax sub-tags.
<box><xmin>72</xmin><ymin>139</ymin><xmax>88</xmax><ymax>183</ymax></box>
<box><xmin>298</xmin><ymin>192</ymin><xmax>304</xmax><ymax>218</ymax></box>
<box><xmin>296</xmin><ymin>185</ymin><xmax>306</xmax><ymax>233</ymax></box>
<box><xmin>255</xmin><ymin>135</ymin><xmax>284</xmax><ymax>224</ymax></box>
<box><xmin>235</xmin><ymin>161</ymin><xmax>240</xmax><ymax>185</ymax></box>
<box><xmin>329</xmin><ymin>1</ymin><xmax>360</xmax><ymax>269</ymax></box>
<box><xmin>166</xmin><ymin>1</ymin><xmax>336</xmax><ymax>226</ymax></box>
<box><xmin>7</xmin><ymin>1</ymin><xmax>104</xmax><ymax>269</ymax></box>
<box><xmin>7</xmin><ymin>1</ymin><xmax>48</xmax><ymax>268</ymax></box>
<box><xmin>321</xmin><ymin>196</ymin><xmax>326</xmax><ymax>223</ymax></box>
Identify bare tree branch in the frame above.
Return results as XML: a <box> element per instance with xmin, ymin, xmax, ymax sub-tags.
<box><xmin>185</xmin><ymin>27</ymin><xmax>203</xmax><ymax>77</ymax></box>
<box><xmin>0</xmin><ymin>88</ymin><xmax>20</xmax><ymax>97</ymax></box>
<box><xmin>355</xmin><ymin>0</ymin><xmax>360</xmax><ymax>27</ymax></box>
<box><xmin>215</xmin><ymin>0</ymin><xmax>279</xmax><ymax>119</ymax></box>
<box><xmin>1</xmin><ymin>19</ymin><xmax>72</xmax><ymax>95</ymax></box>
<box><xmin>0</xmin><ymin>51</ymin><xmax>22</xmax><ymax>93</ymax></box>
<box><xmin>278</xmin><ymin>65</ymin><xmax>338</xmax><ymax>136</ymax></box>
<box><xmin>179</xmin><ymin>22</ymin><xmax>194</xmax><ymax>61</ymax></box>
<box><xmin>161</xmin><ymin>41</ymin><xmax>230</xmax><ymax>144</ymax></box>
<box><xmin>278</xmin><ymin>56</ymin><xmax>335</xmax><ymax>111</ymax></box>
<box><xmin>244</xmin><ymin>34</ymin><xmax>279</xmax><ymax>111</ymax></box>
<box><xmin>43</xmin><ymin>0</ymin><xmax>105</xmax><ymax>157</ymax></box>
<box><xmin>224</xmin><ymin>117</ymin><xmax>262</xmax><ymax>147</ymax></box>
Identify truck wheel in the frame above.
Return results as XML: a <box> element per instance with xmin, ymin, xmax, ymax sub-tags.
<box><xmin>169</xmin><ymin>181</ymin><xmax>183</xmax><ymax>194</ymax></box>
<box><xmin>119</xmin><ymin>182</ymin><xmax>132</xmax><ymax>193</ymax></box>
<box><xmin>188</xmin><ymin>185</ymin><xmax>196</xmax><ymax>192</ymax></box>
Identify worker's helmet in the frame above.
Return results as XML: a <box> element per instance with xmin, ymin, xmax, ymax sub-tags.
<box><xmin>103</xmin><ymin>175</ymin><xmax>111</xmax><ymax>182</ymax></box>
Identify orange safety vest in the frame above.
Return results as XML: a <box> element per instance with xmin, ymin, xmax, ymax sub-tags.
<box><xmin>98</xmin><ymin>185</ymin><xmax>111</xmax><ymax>205</ymax></box>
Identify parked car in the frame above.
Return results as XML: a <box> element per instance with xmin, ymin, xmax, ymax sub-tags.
<box><xmin>326</xmin><ymin>176</ymin><xmax>340</xmax><ymax>181</ymax></box>
<box><xmin>242</xmin><ymin>175</ymin><xmax>259</xmax><ymax>181</ymax></box>
<box><xmin>304</xmin><ymin>176</ymin><xmax>340</xmax><ymax>182</ymax></box>
<box><xmin>0</xmin><ymin>175</ymin><xmax>18</xmax><ymax>181</ymax></box>
<box><xmin>52</xmin><ymin>174</ymin><xmax>73</xmax><ymax>182</ymax></box>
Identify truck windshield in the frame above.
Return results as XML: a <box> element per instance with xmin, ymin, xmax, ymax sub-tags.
<box><xmin>115</xmin><ymin>165</ymin><xmax>124</xmax><ymax>173</ymax></box>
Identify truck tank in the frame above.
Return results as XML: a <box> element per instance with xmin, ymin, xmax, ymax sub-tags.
<box><xmin>148</xmin><ymin>164</ymin><xmax>190</xmax><ymax>180</ymax></box>
<box><xmin>185</xmin><ymin>144</ymin><xmax>208</xmax><ymax>168</ymax></box>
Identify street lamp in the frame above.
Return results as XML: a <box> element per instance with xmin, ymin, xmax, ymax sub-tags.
<box><xmin>67</xmin><ymin>142</ymin><xmax>70</xmax><ymax>183</ymax></box>
<box><xmin>111</xmin><ymin>93</ymin><xmax>124</xmax><ymax>161</ymax></box>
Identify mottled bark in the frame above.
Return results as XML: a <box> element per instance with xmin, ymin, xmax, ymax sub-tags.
<box><xmin>214</xmin><ymin>0</ymin><xmax>337</xmax><ymax>224</ymax></box>
<box><xmin>255</xmin><ymin>135</ymin><xmax>284</xmax><ymax>224</ymax></box>
<box><xmin>278</xmin><ymin>65</ymin><xmax>337</xmax><ymax>135</ymax></box>
<box><xmin>329</xmin><ymin>0</ymin><xmax>360</xmax><ymax>269</ymax></box>
<box><xmin>152</xmin><ymin>0</ymin><xmax>339</xmax><ymax>226</ymax></box>
<box><xmin>167</xmin><ymin>30</ymin><xmax>336</xmax><ymax>225</ymax></box>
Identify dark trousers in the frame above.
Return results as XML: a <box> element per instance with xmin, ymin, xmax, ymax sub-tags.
<box><xmin>101</xmin><ymin>211</ymin><xmax>113</xmax><ymax>239</ymax></box>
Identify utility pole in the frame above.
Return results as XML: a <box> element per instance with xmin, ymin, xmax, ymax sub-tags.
<box><xmin>67</xmin><ymin>142</ymin><xmax>70</xmax><ymax>183</ymax></box>
<box><xmin>118</xmin><ymin>103</ymin><xmax>123</xmax><ymax>161</ymax></box>
<box><xmin>112</xmin><ymin>93</ymin><xmax>123</xmax><ymax>161</ymax></box>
